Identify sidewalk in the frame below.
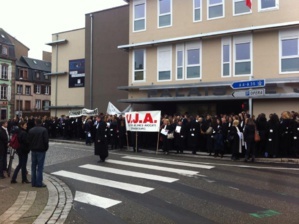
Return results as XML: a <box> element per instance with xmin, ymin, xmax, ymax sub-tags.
<box><xmin>0</xmin><ymin>158</ymin><xmax>72</xmax><ymax>224</ymax></box>
<box><xmin>1</xmin><ymin>139</ymin><xmax>298</xmax><ymax>224</ymax></box>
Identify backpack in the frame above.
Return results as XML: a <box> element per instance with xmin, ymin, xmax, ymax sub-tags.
<box><xmin>10</xmin><ymin>133</ymin><xmax>20</xmax><ymax>149</ymax></box>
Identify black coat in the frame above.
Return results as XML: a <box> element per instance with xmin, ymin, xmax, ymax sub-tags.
<box><xmin>266</xmin><ymin>120</ymin><xmax>279</xmax><ymax>156</ymax></box>
<box><xmin>94</xmin><ymin>121</ymin><xmax>108</xmax><ymax>159</ymax></box>
<box><xmin>27</xmin><ymin>125</ymin><xmax>49</xmax><ymax>152</ymax></box>
<box><xmin>0</xmin><ymin>127</ymin><xmax>8</xmax><ymax>155</ymax></box>
<box><xmin>230</xmin><ymin>126</ymin><xmax>240</xmax><ymax>154</ymax></box>
<box><xmin>17</xmin><ymin>128</ymin><xmax>30</xmax><ymax>155</ymax></box>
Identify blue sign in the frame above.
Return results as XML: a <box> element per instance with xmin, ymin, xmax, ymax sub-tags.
<box><xmin>231</xmin><ymin>79</ymin><xmax>265</xmax><ymax>89</ymax></box>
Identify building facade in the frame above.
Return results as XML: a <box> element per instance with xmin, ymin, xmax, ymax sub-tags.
<box><xmin>47</xmin><ymin>28</ymin><xmax>85</xmax><ymax>117</ymax></box>
<box><xmin>85</xmin><ymin>5</ymin><xmax>132</xmax><ymax>113</ymax></box>
<box><xmin>16</xmin><ymin>56</ymin><xmax>51</xmax><ymax>117</ymax></box>
<box><xmin>0</xmin><ymin>28</ymin><xmax>16</xmax><ymax>120</ymax></box>
<box><xmin>118</xmin><ymin>0</ymin><xmax>299</xmax><ymax>116</ymax></box>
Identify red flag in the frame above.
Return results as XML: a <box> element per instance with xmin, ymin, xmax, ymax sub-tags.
<box><xmin>246</xmin><ymin>0</ymin><xmax>252</xmax><ymax>9</ymax></box>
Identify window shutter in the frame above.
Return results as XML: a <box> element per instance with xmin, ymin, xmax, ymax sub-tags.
<box><xmin>34</xmin><ymin>85</ymin><xmax>37</xmax><ymax>93</ymax></box>
<box><xmin>41</xmin><ymin>85</ymin><xmax>45</xmax><ymax>94</ymax></box>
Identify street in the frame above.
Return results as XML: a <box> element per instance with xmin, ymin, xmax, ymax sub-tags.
<box><xmin>44</xmin><ymin>142</ymin><xmax>299</xmax><ymax>224</ymax></box>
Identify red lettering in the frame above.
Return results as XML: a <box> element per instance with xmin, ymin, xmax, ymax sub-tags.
<box><xmin>143</xmin><ymin>113</ymin><xmax>153</xmax><ymax>123</ymax></box>
<box><xmin>126</xmin><ymin>114</ymin><xmax>132</xmax><ymax>123</ymax></box>
<box><xmin>132</xmin><ymin>113</ymin><xmax>139</xmax><ymax>123</ymax></box>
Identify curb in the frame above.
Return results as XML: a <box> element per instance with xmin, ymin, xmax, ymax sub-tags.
<box><xmin>33</xmin><ymin>173</ymin><xmax>73</xmax><ymax>224</ymax></box>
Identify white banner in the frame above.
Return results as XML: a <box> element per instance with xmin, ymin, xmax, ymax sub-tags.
<box><xmin>69</xmin><ymin>108</ymin><xmax>98</xmax><ymax>118</ymax></box>
<box><xmin>106</xmin><ymin>102</ymin><xmax>121</xmax><ymax>115</ymax></box>
<box><xmin>125</xmin><ymin>111</ymin><xmax>161</xmax><ymax>132</ymax></box>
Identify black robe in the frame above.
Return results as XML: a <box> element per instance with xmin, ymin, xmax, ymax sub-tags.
<box><xmin>94</xmin><ymin>121</ymin><xmax>108</xmax><ymax>161</ymax></box>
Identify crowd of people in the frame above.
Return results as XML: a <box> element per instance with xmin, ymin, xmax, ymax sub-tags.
<box><xmin>0</xmin><ymin>117</ymin><xmax>49</xmax><ymax>187</ymax></box>
<box><xmin>0</xmin><ymin>109</ymin><xmax>298</xmax><ymax>176</ymax></box>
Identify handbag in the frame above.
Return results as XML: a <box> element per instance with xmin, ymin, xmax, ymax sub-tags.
<box><xmin>254</xmin><ymin>130</ymin><xmax>261</xmax><ymax>142</ymax></box>
<box><xmin>167</xmin><ymin>133</ymin><xmax>174</xmax><ymax>139</ymax></box>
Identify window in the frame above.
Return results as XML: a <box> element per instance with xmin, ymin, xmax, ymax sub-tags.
<box><xmin>208</xmin><ymin>0</ymin><xmax>224</xmax><ymax>19</ymax></box>
<box><xmin>194</xmin><ymin>0</ymin><xmax>201</xmax><ymax>22</ymax></box>
<box><xmin>35</xmin><ymin>85</ymin><xmax>41</xmax><ymax>94</ymax></box>
<box><xmin>234</xmin><ymin>0</ymin><xmax>251</xmax><ymax>15</ymax></box>
<box><xmin>158</xmin><ymin>0</ymin><xmax>172</xmax><ymax>27</ymax></box>
<box><xmin>158</xmin><ymin>46</ymin><xmax>172</xmax><ymax>81</ymax></box>
<box><xmin>222</xmin><ymin>38</ymin><xmax>231</xmax><ymax>77</ymax></box>
<box><xmin>133</xmin><ymin>49</ymin><xmax>145</xmax><ymax>82</ymax></box>
<box><xmin>17</xmin><ymin>85</ymin><xmax>23</xmax><ymax>94</ymax></box>
<box><xmin>186</xmin><ymin>42</ymin><xmax>201</xmax><ymax>79</ymax></box>
<box><xmin>45</xmin><ymin>85</ymin><xmax>50</xmax><ymax>95</ymax></box>
<box><xmin>1</xmin><ymin>64</ymin><xmax>8</xmax><ymax>79</ymax></box>
<box><xmin>280</xmin><ymin>29</ymin><xmax>299</xmax><ymax>73</ymax></box>
<box><xmin>43</xmin><ymin>100</ymin><xmax>50</xmax><ymax>110</ymax></box>
<box><xmin>0</xmin><ymin>86</ymin><xmax>7</xmax><ymax>100</ymax></box>
<box><xmin>35</xmin><ymin>71</ymin><xmax>40</xmax><ymax>79</ymax></box>
<box><xmin>19</xmin><ymin>69</ymin><xmax>28</xmax><ymax>80</ymax></box>
<box><xmin>35</xmin><ymin>100</ymin><xmax>41</xmax><ymax>110</ymax></box>
<box><xmin>259</xmin><ymin>0</ymin><xmax>278</xmax><ymax>11</ymax></box>
<box><xmin>134</xmin><ymin>0</ymin><xmax>146</xmax><ymax>31</ymax></box>
<box><xmin>1</xmin><ymin>108</ymin><xmax>7</xmax><ymax>120</ymax></box>
<box><xmin>44</xmin><ymin>74</ymin><xmax>49</xmax><ymax>80</ymax></box>
<box><xmin>1</xmin><ymin>45</ymin><xmax>8</xmax><ymax>55</ymax></box>
<box><xmin>25</xmin><ymin>86</ymin><xmax>31</xmax><ymax>95</ymax></box>
<box><xmin>176</xmin><ymin>45</ymin><xmax>184</xmax><ymax>80</ymax></box>
<box><xmin>234</xmin><ymin>35</ymin><xmax>252</xmax><ymax>75</ymax></box>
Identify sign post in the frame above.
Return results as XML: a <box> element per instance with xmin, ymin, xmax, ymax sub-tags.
<box><xmin>231</xmin><ymin>79</ymin><xmax>265</xmax><ymax>90</ymax></box>
<box><xmin>231</xmin><ymin>79</ymin><xmax>266</xmax><ymax>116</ymax></box>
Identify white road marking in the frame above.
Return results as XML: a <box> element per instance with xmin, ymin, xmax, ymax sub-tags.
<box><xmin>106</xmin><ymin>159</ymin><xmax>199</xmax><ymax>176</ymax></box>
<box><xmin>80</xmin><ymin>164</ymin><xmax>179</xmax><ymax>183</ymax></box>
<box><xmin>52</xmin><ymin>170</ymin><xmax>153</xmax><ymax>194</ymax></box>
<box><xmin>122</xmin><ymin>156</ymin><xmax>215</xmax><ymax>169</ymax></box>
<box><xmin>204</xmin><ymin>179</ymin><xmax>216</xmax><ymax>183</ymax></box>
<box><xmin>229</xmin><ymin>187</ymin><xmax>239</xmax><ymax>190</ymax></box>
<box><xmin>74</xmin><ymin>191</ymin><xmax>121</xmax><ymax>209</ymax></box>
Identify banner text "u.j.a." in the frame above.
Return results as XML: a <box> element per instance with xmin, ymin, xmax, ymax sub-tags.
<box><xmin>125</xmin><ymin>111</ymin><xmax>161</xmax><ymax>132</ymax></box>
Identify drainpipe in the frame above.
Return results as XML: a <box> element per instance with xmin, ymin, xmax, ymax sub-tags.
<box><xmin>55</xmin><ymin>34</ymin><xmax>58</xmax><ymax>117</ymax></box>
<box><xmin>90</xmin><ymin>14</ymin><xmax>93</xmax><ymax>109</ymax></box>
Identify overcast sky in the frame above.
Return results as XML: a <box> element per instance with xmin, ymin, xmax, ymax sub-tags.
<box><xmin>0</xmin><ymin>0</ymin><xmax>127</xmax><ymax>60</ymax></box>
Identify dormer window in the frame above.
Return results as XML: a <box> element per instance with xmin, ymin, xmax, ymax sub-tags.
<box><xmin>1</xmin><ymin>45</ymin><xmax>8</xmax><ymax>55</ymax></box>
<box><xmin>36</xmin><ymin>71</ymin><xmax>40</xmax><ymax>79</ymax></box>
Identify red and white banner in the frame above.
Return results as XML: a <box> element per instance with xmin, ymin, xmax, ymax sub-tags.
<box><xmin>125</xmin><ymin>111</ymin><xmax>161</xmax><ymax>132</ymax></box>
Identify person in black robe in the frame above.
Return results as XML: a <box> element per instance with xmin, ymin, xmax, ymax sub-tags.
<box><xmin>94</xmin><ymin>115</ymin><xmax>108</xmax><ymax>162</ymax></box>
<box><xmin>174</xmin><ymin>119</ymin><xmax>187</xmax><ymax>154</ymax></box>
<box><xmin>266</xmin><ymin>114</ymin><xmax>280</xmax><ymax>158</ymax></box>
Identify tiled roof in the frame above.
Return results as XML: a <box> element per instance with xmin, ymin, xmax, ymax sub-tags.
<box><xmin>21</xmin><ymin>56</ymin><xmax>51</xmax><ymax>72</ymax></box>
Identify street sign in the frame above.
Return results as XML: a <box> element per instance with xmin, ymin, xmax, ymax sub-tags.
<box><xmin>231</xmin><ymin>79</ymin><xmax>265</xmax><ymax>89</ymax></box>
<box><xmin>232</xmin><ymin>89</ymin><xmax>265</xmax><ymax>98</ymax></box>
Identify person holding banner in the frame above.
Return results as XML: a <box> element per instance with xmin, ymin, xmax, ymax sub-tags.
<box><xmin>94</xmin><ymin>115</ymin><xmax>108</xmax><ymax>162</ymax></box>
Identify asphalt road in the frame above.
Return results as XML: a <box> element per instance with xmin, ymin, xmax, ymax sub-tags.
<box><xmin>44</xmin><ymin>142</ymin><xmax>299</xmax><ymax>224</ymax></box>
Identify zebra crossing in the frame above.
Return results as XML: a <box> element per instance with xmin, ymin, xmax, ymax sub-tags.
<box><xmin>51</xmin><ymin>156</ymin><xmax>214</xmax><ymax>209</ymax></box>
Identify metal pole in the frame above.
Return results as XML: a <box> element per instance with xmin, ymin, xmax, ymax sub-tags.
<box><xmin>90</xmin><ymin>14</ymin><xmax>93</xmax><ymax>109</ymax></box>
<box><xmin>249</xmin><ymin>76</ymin><xmax>253</xmax><ymax>117</ymax></box>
